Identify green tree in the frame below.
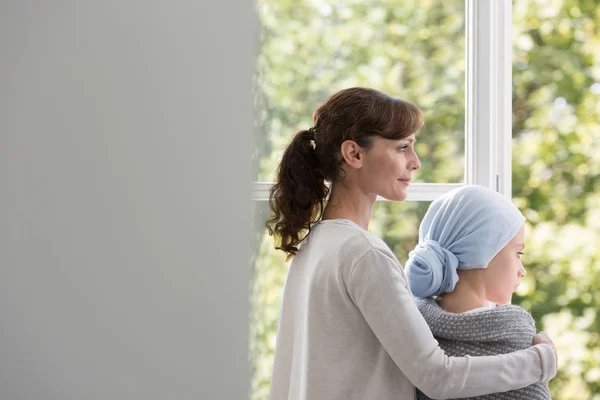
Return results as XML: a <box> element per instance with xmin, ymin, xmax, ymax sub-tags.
<box><xmin>512</xmin><ymin>0</ymin><xmax>600</xmax><ymax>397</ymax></box>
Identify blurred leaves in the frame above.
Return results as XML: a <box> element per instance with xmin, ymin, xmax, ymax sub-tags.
<box><xmin>512</xmin><ymin>0</ymin><xmax>600</xmax><ymax>397</ymax></box>
<box><xmin>253</xmin><ymin>0</ymin><xmax>466</xmax><ymax>184</ymax></box>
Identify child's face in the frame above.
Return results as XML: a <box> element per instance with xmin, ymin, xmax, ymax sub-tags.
<box><xmin>483</xmin><ymin>225</ymin><xmax>527</xmax><ymax>304</ymax></box>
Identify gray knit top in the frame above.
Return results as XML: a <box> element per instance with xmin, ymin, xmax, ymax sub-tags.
<box><xmin>415</xmin><ymin>298</ymin><xmax>551</xmax><ymax>400</ymax></box>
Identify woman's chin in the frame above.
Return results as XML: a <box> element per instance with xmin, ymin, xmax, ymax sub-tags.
<box><xmin>381</xmin><ymin>190</ymin><xmax>408</xmax><ymax>202</ymax></box>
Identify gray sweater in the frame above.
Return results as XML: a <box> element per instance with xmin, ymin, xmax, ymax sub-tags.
<box><xmin>415</xmin><ymin>298</ymin><xmax>551</xmax><ymax>399</ymax></box>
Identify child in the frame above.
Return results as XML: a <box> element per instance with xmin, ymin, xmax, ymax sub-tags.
<box><xmin>406</xmin><ymin>185</ymin><xmax>552</xmax><ymax>399</ymax></box>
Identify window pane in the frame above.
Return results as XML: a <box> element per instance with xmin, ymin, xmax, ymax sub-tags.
<box><xmin>249</xmin><ymin>200</ymin><xmax>431</xmax><ymax>400</ymax></box>
<box><xmin>254</xmin><ymin>0</ymin><xmax>466</xmax><ymax>184</ymax></box>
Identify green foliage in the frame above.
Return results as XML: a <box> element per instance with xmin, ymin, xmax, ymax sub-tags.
<box><xmin>253</xmin><ymin>0</ymin><xmax>466</xmax><ymax>184</ymax></box>
<box><xmin>251</xmin><ymin>1</ymin><xmax>600</xmax><ymax>399</ymax></box>
<box><xmin>512</xmin><ymin>1</ymin><xmax>600</xmax><ymax>397</ymax></box>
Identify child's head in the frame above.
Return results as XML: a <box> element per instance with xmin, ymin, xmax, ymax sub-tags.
<box><xmin>406</xmin><ymin>185</ymin><xmax>526</xmax><ymax>303</ymax></box>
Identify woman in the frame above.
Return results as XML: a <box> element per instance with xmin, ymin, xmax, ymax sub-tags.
<box><xmin>267</xmin><ymin>87</ymin><xmax>556</xmax><ymax>400</ymax></box>
<box><xmin>406</xmin><ymin>185</ymin><xmax>552</xmax><ymax>399</ymax></box>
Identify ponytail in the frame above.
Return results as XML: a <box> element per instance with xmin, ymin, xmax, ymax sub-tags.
<box><xmin>266</xmin><ymin>128</ymin><xmax>328</xmax><ymax>259</ymax></box>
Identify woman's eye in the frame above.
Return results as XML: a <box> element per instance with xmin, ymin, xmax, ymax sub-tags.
<box><xmin>398</xmin><ymin>145</ymin><xmax>409</xmax><ymax>152</ymax></box>
<box><xmin>517</xmin><ymin>252</ymin><xmax>524</xmax><ymax>258</ymax></box>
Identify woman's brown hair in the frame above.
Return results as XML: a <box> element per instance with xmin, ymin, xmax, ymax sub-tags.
<box><xmin>266</xmin><ymin>87</ymin><xmax>423</xmax><ymax>258</ymax></box>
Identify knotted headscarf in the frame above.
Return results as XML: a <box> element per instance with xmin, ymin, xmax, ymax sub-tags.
<box><xmin>405</xmin><ymin>185</ymin><xmax>525</xmax><ymax>298</ymax></box>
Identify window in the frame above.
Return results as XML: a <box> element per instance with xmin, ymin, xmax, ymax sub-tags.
<box><xmin>251</xmin><ymin>1</ymin><xmax>515</xmax><ymax>399</ymax></box>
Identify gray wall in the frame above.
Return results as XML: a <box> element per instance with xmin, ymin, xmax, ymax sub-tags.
<box><xmin>0</xmin><ymin>1</ymin><xmax>254</xmax><ymax>399</ymax></box>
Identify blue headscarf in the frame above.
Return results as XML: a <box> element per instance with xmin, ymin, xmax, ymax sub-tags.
<box><xmin>405</xmin><ymin>185</ymin><xmax>525</xmax><ymax>298</ymax></box>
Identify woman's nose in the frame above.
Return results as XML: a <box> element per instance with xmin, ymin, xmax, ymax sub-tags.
<box><xmin>411</xmin><ymin>151</ymin><xmax>421</xmax><ymax>171</ymax></box>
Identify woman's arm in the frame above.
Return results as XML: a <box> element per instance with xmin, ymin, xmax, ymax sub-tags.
<box><xmin>347</xmin><ymin>248</ymin><xmax>557</xmax><ymax>399</ymax></box>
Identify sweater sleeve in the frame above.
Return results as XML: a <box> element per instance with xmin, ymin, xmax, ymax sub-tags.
<box><xmin>346</xmin><ymin>248</ymin><xmax>557</xmax><ymax>399</ymax></box>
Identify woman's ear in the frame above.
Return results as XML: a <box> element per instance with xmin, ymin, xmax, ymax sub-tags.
<box><xmin>340</xmin><ymin>140</ymin><xmax>363</xmax><ymax>169</ymax></box>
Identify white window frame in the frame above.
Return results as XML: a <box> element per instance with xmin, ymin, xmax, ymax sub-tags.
<box><xmin>252</xmin><ymin>0</ymin><xmax>513</xmax><ymax>202</ymax></box>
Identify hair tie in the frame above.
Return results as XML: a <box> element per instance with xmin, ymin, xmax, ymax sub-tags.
<box><xmin>306</xmin><ymin>127</ymin><xmax>316</xmax><ymax>140</ymax></box>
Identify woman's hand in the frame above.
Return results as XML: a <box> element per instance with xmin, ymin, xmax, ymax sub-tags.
<box><xmin>534</xmin><ymin>331</ymin><xmax>558</xmax><ymax>364</ymax></box>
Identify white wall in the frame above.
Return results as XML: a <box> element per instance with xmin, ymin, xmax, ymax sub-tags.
<box><xmin>0</xmin><ymin>1</ymin><xmax>254</xmax><ymax>399</ymax></box>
